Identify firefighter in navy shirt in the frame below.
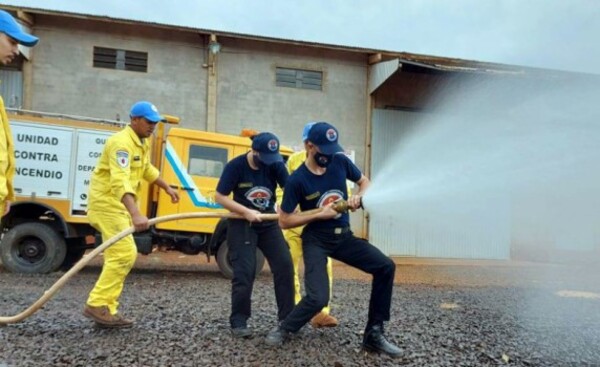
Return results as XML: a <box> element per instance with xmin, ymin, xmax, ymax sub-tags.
<box><xmin>265</xmin><ymin>122</ymin><xmax>402</xmax><ymax>357</ymax></box>
<box><xmin>215</xmin><ymin>132</ymin><xmax>294</xmax><ymax>338</ymax></box>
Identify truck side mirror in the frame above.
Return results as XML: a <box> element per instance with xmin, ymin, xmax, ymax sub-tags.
<box><xmin>162</xmin><ymin>114</ymin><xmax>180</xmax><ymax>125</ymax></box>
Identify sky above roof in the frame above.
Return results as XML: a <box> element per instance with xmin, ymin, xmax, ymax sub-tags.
<box><xmin>2</xmin><ymin>0</ymin><xmax>599</xmax><ymax>74</ymax></box>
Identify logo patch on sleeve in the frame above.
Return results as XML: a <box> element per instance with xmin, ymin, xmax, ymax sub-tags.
<box><xmin>116</xmin><ymin>150</ymin><xmax>129</xmax><ymax>168</ymax></box>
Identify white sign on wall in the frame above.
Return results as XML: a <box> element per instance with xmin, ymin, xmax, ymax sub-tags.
<box><xmin>11</xmin><ymin>122</ymin><xmax>72</xmax><ymax>199</ymax></box>
<box><xmin>71</xmin><ymin>131</ymin><xmax>112</xmax><ymax>212</ymax></box>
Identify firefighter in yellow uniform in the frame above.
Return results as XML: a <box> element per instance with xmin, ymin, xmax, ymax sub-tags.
<box><xmin>0</xmin><ymin>10</ymin><xmax>39</xmax><ymax>218</ymax></box>
<box><xmin>0</xmin><ymin>96</ymin><xmax>15</xmax><ymax>219</ymax></box>
<box><xmin>83</xmin><ymin>101</ymin><xmax>179</xmax><ymax>328</ymax></box>
<box><xmin>280</xmin><ymin>122</ymin><xmax>346</xmax><ymax>328</ymax></box>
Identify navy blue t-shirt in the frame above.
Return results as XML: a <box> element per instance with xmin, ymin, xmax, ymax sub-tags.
<box><xmin>216</xmin><ymin>154</ymin><xmax>288</xmax><ymax>213</ymax></box>
<box><xmin>281</xmin><ymin>154</ymin><xmax>362</xmax><ymax>230</ymax></box>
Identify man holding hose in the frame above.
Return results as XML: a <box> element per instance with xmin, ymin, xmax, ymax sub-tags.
<box><xmin>83</xmin><ymin>101</ymin><xmax>179</xmax><ymax>328</ymax></box>
<box><xmin>278</xmin><ymin>122</ymin><xmax>341</xmax><ymax>328</ymax></box>
<box><xmin>266</xmin><ymin>122</ymin><xmax>402</xmax><ymax>357</ymax></box>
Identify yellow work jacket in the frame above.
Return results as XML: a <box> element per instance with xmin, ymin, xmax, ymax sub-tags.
<box><xmin>276</xmin><ymin>150</ymin><xmax>306</xmax><ymax>206</ymax></box>
<box><xmin>279</xmin><ymin>151</ymin><xmax>310</xmax><ymax>235</ymax></box>
<box><xmin>88</xmin><ymin>125</ymin><xmax>160</xmax><ymax>214</ymax></box>
<box><xmin>0</xmin><ymin>96</ymin><xmax>16</xmax><ymax>203</ymax></box>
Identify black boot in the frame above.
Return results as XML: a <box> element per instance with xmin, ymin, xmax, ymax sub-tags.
<box><xmin>362</xmin><ymin>325</ymin><xmax>403</xmax><ymax>357</ymax></box>
<box><xmin>231</xmin><ymin>326</ymin><xmax>253</xmax><ymax>338</ymax></box>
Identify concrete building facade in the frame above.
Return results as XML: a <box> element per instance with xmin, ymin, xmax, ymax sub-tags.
<box><xmin>3</xmin><ymin>5</ymin><xmax>598</xmax><ymax>263</ymax></box>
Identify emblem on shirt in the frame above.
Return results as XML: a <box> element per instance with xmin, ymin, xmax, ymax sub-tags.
<box><xmin>317</xmin><ymin>190</ymin><xmax>344</xmax><ymax>219</ymax></box>
<box><xmin>245</xmin><ymin>186</ymin><xmax>273</xmax><ymax>210</ymax></box>
<box><xmin>116</xmin><ymin>150</ymin><xmax>129</xmax><ymax>168</ymax></box>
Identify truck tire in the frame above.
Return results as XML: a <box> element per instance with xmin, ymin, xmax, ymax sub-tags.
<box><xmin>216</xmin><ymin>240</ymin><xmax>265</xmax><ymax>279</ymax></box>
<box><xmin>0</xmin><ymin>222</ymin><xmax>67</xmax><ymax>273</ymax></box>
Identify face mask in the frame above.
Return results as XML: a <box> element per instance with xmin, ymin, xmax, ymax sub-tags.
<box><xmin>314</xmin><ymin>152</ymin><xmax>332</xmax><ymax>168</ymax></box>
<box><xmin>252</xmin><ymin>154</ymin><xmax>265</xmax><ymax>168</ymax></box>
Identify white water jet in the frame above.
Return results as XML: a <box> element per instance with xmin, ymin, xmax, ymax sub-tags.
<box><xmin>364</xmin><ymin>74</ymin><xmax>600</xmax><ymax>262</ymax></box>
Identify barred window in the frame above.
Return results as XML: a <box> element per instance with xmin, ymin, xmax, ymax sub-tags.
<box><xmin>93</xmin><ymin>47</ymin><xmax>148</xmax><ymax>73</ymax></box>
<box><xmin>276</xmin><ymin>67</ymin><xmax>322</xmax><ymax>90</ymax></box>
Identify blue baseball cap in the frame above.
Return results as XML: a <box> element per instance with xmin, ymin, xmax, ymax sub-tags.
<box><xmin>306</xmin><ymin>122</ymin><xmax>343</xmax><ymax>154</ymax></box>
<box><xmin>251</xmin><ymin>132</ymin><xmax>283</xmax><ymax>165</ymax></box>
<box><xmin>302</xmin><ymin>122</ymin><xmax>317</xmax><ymax>142</ymax></box>
<box><xmin>0</xmin><ymin>10</ymin><xmax>39</xmax><ymax>47</ymax></box>
<box><xmin>130</xmin><ymin>101</ymin><xmax>163</xmax><ymax>123</ymax></box>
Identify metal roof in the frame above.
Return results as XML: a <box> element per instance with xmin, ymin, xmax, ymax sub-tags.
<box><xmin>1</xmin><ymin>4</ymin><xmax>596</xmax><ymax>77</ymax></box>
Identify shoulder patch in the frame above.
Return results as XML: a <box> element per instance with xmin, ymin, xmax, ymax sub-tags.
<box><xmin>116</xmin><ymin>150</ymin><xmax>129</xmax><ymax>168</ymax></box>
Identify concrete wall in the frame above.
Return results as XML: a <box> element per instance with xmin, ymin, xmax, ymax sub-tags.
<box><xmin>29</xmin><ymin>15</ymin><xmax>207</xmax><ymax>129</ymax></box>
<box><xmin>29</xmin><ymin>16</ymin><xmax>369</xmax><ymax>167</ymax></box>
<box><xmin>216</xmin><ymin>37</ymin><xmax>368</xmax><ymax>167</ymax></box>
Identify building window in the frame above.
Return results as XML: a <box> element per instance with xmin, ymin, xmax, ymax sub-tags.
<box><xmin>188</xmin><ymin>145</ymin><xmax>228</xmax><ymax>178</ymax></box>
<box><xmin>276</xmin><ymin>67</ymin><xmax>322</xmax><ymax>91</ymax></box>
<box><xmin>0</xmin><ymin>54</ymin><xmax>24</xmax><ymax>108</ymax></box>
<box><xmin>93</xmin><ymin>47</ymin><xmax>148</xmax><ymax>72</ymax></box>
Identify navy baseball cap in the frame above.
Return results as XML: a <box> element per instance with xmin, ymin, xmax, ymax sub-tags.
<box><xmin>130</xmin><ymin>101</ymin><xmax>163</xmax><ymax>123</ymax></box>
<box><xmin>306</xmin><ymin>122</ymin><xmax>343</xmax><ymax>154</ymax></box>
<box><xmin>0</xmin><ymin>10</ymin><xmax>39</xmax><ymax>47</ymax></box>
<box><xmin>251</xmin><ymin>132</ymin><xmax>283</xmax><ymax>165</ymax></box>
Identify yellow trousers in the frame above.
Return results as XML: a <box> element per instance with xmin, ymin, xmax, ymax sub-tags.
<box><xmin>284</xmin><ymin>228</ymin><xmax>333</xmax><ymax>315</ymax></box>
<box><xmin>86</xmin><ymin>210</ymin><xmax>137</xmax><ymax>315</ymax></box>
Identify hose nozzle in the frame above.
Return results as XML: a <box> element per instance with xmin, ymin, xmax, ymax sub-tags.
<box><xmin>332</xmin><ymin>199</ymin><xmax>349</xmax><ymax>213</ymax></box>
<box><xmin>332</xmin><ymin>197</ymin><xmax>364</xmax><ymax>213</ymax></box>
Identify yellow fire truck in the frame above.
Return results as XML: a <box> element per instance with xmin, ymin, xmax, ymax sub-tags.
<box><xmin>0</xmin><ymin>110</ymin><xmax>292</xmax><ymax>277</ymax></box>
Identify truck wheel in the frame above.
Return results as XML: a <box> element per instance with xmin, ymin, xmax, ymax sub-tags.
<box><xmin>0</xmin><ymin>222</ymin><xmax>67</xmax><ymax>273</ymax></box>
<box><xmin>216</xmin><ymin>240</ymin><xmax>265</xmax><ymax>279</ymax></box>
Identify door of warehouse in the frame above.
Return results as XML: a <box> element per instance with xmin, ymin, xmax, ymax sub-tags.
<box><xmin>369</xmin><ymin>108</ymin><xmax>510</xmax><ymax>260</ymax></box>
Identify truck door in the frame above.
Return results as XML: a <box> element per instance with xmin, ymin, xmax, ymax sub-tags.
<box><xmin>155</xmin><ymin>136</ymin><xmax>230</xmax><ymax>233</ymax></box>
<box><xmin>70</xmin><ymin>130</ymin><xmax>113</xmax><ymax>216</ymax></box>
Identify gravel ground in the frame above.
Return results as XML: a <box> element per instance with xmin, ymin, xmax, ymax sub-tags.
<box><xmin>1</xmin><ymin>254</ymin><xmax>600</xmax><ymax>367</ymax></box>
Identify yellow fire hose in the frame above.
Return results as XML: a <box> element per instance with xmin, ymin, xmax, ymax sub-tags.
<box><xmin>0</xmin><ymin>200</ymin><xmax>350</xmax><ymax>325</ymax></box>
<box><xmin>0</xmin><ymin>212</ymin><xmax>277</xmax><ymax>325</ymax></box>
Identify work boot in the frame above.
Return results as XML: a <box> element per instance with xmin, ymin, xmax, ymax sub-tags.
<box><xmin>265</xmin><ymin>325</ymin><xmax>291</xmax><ymax>346</ymax></box>
<box><xmin>83</xmin><ymin>305</ymin><xmax>134</xmax><ymax>329</ymax></box>
<box><xmin>231</xmin><ymin>326</ymin><xmax>253</xmax><ymax>338</ymax></box>
<box><xmin>310</xmin><ymin>311</ymin><xmax>339</xmax><ymax>328</ymax></box>
<box><xmin>362</xmin><ymin>325</ymin><xmax>403</xmax><ymax>357</ymax></box>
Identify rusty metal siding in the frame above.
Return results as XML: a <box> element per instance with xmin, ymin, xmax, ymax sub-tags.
<box><xmin>369</xmin><ymin>108</ymin><xmax>510</xmax><ymax>259</ymax></box>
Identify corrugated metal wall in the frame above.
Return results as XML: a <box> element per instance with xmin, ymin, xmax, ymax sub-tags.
<box><xmin>0</xmin><ymin>69</ymin><xmax>23</xmax><ymax>108</ymax></box>
<box><xmin>370</xmin><ymin>109</ymin><xmax>510</xmax><ymax>259</ymax></box>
